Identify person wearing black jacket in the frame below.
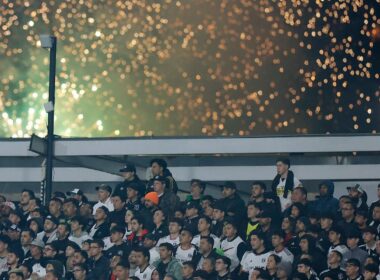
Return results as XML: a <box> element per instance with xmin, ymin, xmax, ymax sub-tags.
<box><xmin>147</xmin><ymin>159</ymin><xmax>178</xmax><ymax>194</ymax></box>
<box><xmin>319</xmin><ymin>250</ymin><xmax>346</xmax><ymax>280</ymax></box>
<box><xmin>89</xmin><ymin>206</ymin><xmax>110</xmax><ymax>240</ymax></box>
<box><xmin>87</xmin><ymin>239</ymin><xmax>110</xmax><ymax>280</ymax></box>
<box><xmin>114</xmin><ymin>164</ymin><xmax>146</xmax><ymax>198</ymax></box>
<box><xmin>215</xmin><ymin>255</ymin><xmax>232</xmax><ymax>280</ymax></box>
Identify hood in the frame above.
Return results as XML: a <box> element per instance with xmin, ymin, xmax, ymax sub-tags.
<box><xmin>319</xmin><ymin>180</ymin><xmax>335</xmax><ymax>196</ymax></box>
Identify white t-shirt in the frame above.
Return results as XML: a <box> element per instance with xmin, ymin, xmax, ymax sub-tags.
<box><xmin>276</xmin><ymin>176</ymin><xmax>301</xmax><ymax>211</ymax></box>
<box><xmin>192</xmin><ymin>234</ymin><xmax>221</xmax><ymax>249</ymax></box>
<box><xmin>241</xmin><ymin>250</ymin><xmax>272</xmax><ymax>279</ymax></box>
<box><xmin>149</xmin><ymin>247</ymin><xmax>160</xmax><ymax>265</ymax></box>
<box><xmin>175</xmin><ymin>245</ymin><xmax>197</xmax><ymax>264</ymax></box>
<box><xmin>93</xmin><ymin>197</ymin><xmax>114</xmax><ymax>215</ymax></box>
<box><xmin>157</xmin><ymin>235</ymin><xmax>180</xmax><ymax>248</ymax></box>
<box><xmin>134</xmin><ymin>265</ymin><xmax>156</xmax><ymax>280</ymax></box>
<box><xmin>273</xmin><ymin>247</ymin><xmax>294</xmax><ymax>264</ymax></box>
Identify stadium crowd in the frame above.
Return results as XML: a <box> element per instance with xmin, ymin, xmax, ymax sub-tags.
<box><xmin>0</xmin><ymin>158</ymin><xmax>380</xmax><ymax>280</ymax></box>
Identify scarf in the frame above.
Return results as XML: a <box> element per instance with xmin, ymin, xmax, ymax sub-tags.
<box><xmin>271</xmin><ymin>170</ymin><xmax>295</xmax><ymax>199</ymax></box>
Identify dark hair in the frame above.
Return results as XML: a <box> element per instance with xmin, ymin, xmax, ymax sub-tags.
<box><xmin>21</xmin><ymin>229</ymin><xmax>36</xmax><ymax>239</ymax></box>
<box><xmin>21</xmin><ymin>189</ymin><xmax>35</xmax><ymax>199</ymax></box>
<box><xmin>153</xmin><ymin>208</ymin><xmax>166</xmax><ymax>220</ymax></box>
<box><xmin>134</xmin><ymin>247</ymin><xmax>150</xmax><ymax>262</ymax></box>
<box><xmin>200</xmin><ymin>236</ymin><xmax>214</xmax><ymax>247</ymax></box>
<box><xmin>201</xmin><ymin>195</ymin><xmax>214</xmax><ymax>203</ymax></box>
<box><xmin>50</xmin><ymin>197</ymin><xmax>63</xmax><ymax>205</ymax></box>
<box><xmin>215</xmin><ymin>255</ymin><xmax>231</xmax><ymax>269</ymax></box>
<box><xmin>182</xmin><ymin>261</ymin><xmax>196</xmax><ymax>269</ymax></box>
<box><xmin>191</xmin><ymin>179</ymin><xmax>206</xmax><ymax>192</ymax></box>
<box><xmin>159</xmin><ymin>242</ymin><xmax>175</xmax><ymax>252</ymax></box>
<box><xmin>150</xmin><ymin>158</ymin><xmax>167</xmax><ymax>169</ymax></box>
<box><xmin>169</xmin><ymin>218</ymin><xmax>183</xmax><ymax>227</ymax></box>
<box><xmin>272</xmin><ymin>229</ymin><xmax>286</xmax><ymax>239</ymax></box>
<box><xmin>73</xmin><ymin>263</ymin><xmax>87</xmax><ymax>273</ymax></box>
<box><xmin>276</xmin><ymin>158</ymin><xmax>291</xmax><ymax>168</ymax></box>
<box><xmin>45</xmin><ymin>242</ymin><xmax>58</xmax><ymax>252</ymax></box>
<box><xmin>58</xmin><ymin>222</ymin><xmax>71</xmax><ymax>233</ymax></box>
<box><xmin>294</xmin><ymin>186</ymin><xmax>307</xmax><ymax>197</ymax></box>
<box><xmin>90</xmin><ymin>239</ymin><xmax>104</xmax><ymax>248</ymax></box>
<box><xmin>249</xmin><ymin>231</ymin><xmax>266</xmax><ymax>241</ymax></box>
<box><xmin>252</xmin><ymin>181</ymin><xmax>267</xmax><ymax>191</ymax></box>
<box><xmin>131</xmin><ymin>216</ymin><xmax>145</xmax><ymax>227</ymax></box>
<box><xmin>180</xmin><ymin>228</ymin><xmax>193</xmax><ymax>237</ymax></box>
<box><xmin>269</xmin><ymin>254</ymin><xmax>282</xmax><ymax>264</ymax></box>
<box><xmin>63</xmin><ymin>198</ymin><xmax>79</xmax><ymax>208</ymax></box>
<box><xmin>330</xmin><ymin>250</ymin><xmax>343</xmax><ymax>261</ymax></box>
<box><xmin>75</xmin><ymin>250</ymin><xmax>88</xmax><ymax>261</ymax></box>
<box><xmin>116</xmin><ymin>259</ymin><xmax>130</xmax><ymax>269</ymax></box>
<box><xmin>199</xmin><ymin>215</ymin><xmax>212</xmax><ymax>225</ymax></box>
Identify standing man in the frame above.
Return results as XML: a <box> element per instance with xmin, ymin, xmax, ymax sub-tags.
<box><xmin>114</xmin><ymin>164</ymin><xmax>145</xmax><ymax>198</ymax></box>
<box><xmin>271</xmin><ymin>158</ymin><xmax>301</xmax><ymax>211</ymax></box>
<box><xmin>93</xmin><ymin>185</ymin><xmax>114</xmax><ymax>215</ymax></box>
<box><xmin>218</xmin><ymin>181</ymin><xmax>246</xmax><ymax>227</ymax></box>
<box><xmin>153</xmin><ymin>176</ymin><xmax>180</xmax><ymax>219</ymax></box>
<box><xmin>147</xmin><ymin>159</ymin><xmax>178</xmax><ymax>194</ymax></box>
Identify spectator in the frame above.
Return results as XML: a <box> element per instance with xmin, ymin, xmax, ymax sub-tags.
<box><xmin>126</xmin><ymin>183</ymin><xmax>143</xmax><ymax>212</ymax></box>
<box><xmin>337</xmin><ymin>201</ymin><xmax>358</xmax><ymax>237</ymax></box>
<box><xmin>68</xmin><ymin>216</ymin><xmax>91</xmax><ymax>247</ymax></box>
<box><xmin>182</xmin><ymin>261</ymin><xmax>195</xmax><ymax>280</ymax></box>
<box><xmin>0</xmin><ymin>235</ymin><xmax>10</xmax><ymax>275</ymax></box>
<box><xmin>140</xmin><ymin>192</ymin><xmax>160</xmax><ymax>232</ymax></box>
<box><xmin>311</xmin><ymin>181</ymin><xmax>339</xmax><ymax>217</ymax></box>
<box><xmin>66</xmin><ymin>189</ymin><xmax>88</xmax><ymax>207</ymax></box>
<box><xmin>369</xmin><ymin>202</ymin><xmax>380</xmax><ymax>235</ymax></box>
<box><xmin>114</xmin><ymin>260</ymin><xmax>130</xmax><ymax>280</ymax></box>
<box><xmin>245</xmin><ymin>202</ymin><xmax>261</xmax><ymax>240</ymax></box>
<box><xmin>109</xmin><ymin>193</ymin><xmax>127</xmax><ymax>228</ymax></box>
<box><xmin>93</xmin><ymin>185</ymin><xmax>114</xmax><ymax>215</ymax></box>
<box><xmin>296</xmin><ymin>258</ymin><xmax>319</xmax><ymax>280</ymax></box>
<box><xmin>87</xmin><ymin>239</ymin><xmax>110</xmax><ymax>280</ymax></box>
<box><xmin>266</xmin><ymin>254</ymin><xmax>282</xmax><ymax>279</ymax></box>
<box><xmin>241</xmin><ymin>231</ymin><xmax>272</xmax><ymax>279</ymax></box>
<box><xmin>196</xmin><ymin>236</ymin><xmax>218</xmax><ymax>270</ymax></box>
<box><xmin>369</xmin><ymin>184</ymin><xmax>380</xmax><ymax>219</ymax></box>
<box><xmin>157</xmin><ymin>218</ymin><xmax>182</xmax><ymax>248</ymax></box>
<box><xmin>219</xmin><ymin>181</ymin><xmax>246</xmax><ymax>227</ymax></box>
<box><xmin>359</xmin><ymin>227</ymin><xmax>377</xmax><ymax>258</ymax></box>
<box><xmin>318</xmin><ymin>212</ymin><xmax>334</xmax><ymax>253</ymax></box>
<box><xmin>257</xmin><ymin>210</ymin><xmax>278</xmax><ymax>250</ymax></box>
<box><xmin>344</xmin><ymin>230</ymin><xmax>368</xmax><ymax>269</ymax></box>
<box><xmin>20</xmin><ymin>230</ymin><xmax>34</xmax><ymax>259</ymax></box>
<box><xmin>115</xmin><ymin>164</ymin><xmax>145</xmax><ymax>198</ymax></box>
<box><xmin>328</xmin><ymin>226</ymin><xmax>349</xmax><ymax>256</ymax></box>
<box><xmin>48</xmin><ymin>198</ymin><xmax>64</xmax><ymax>222</ymax></box>
<box><xmin>89</xmin><ymin>206</ymin><xmax>110</xmax><ymax>239</ymax></box>
<box><xmin>72</xmin><ymin>264</ymin><xmax>87</xmax><ymax>280</ymax></box>
<box><xmin>183</xmin><ymin>201</ymin><xmax>202</xmax><ymax>237</ymax></box>
<box><xmin>147</xmin><ymin>159</ymin><xmax>178</xmax><ymax>194</ymax></box>
<box><xmin>153</xmin><ymin>176</ymin><xmax>180</xmax><ymax>219</ymax></box>
<box><xmin>345</xmin><ymin>258</ymin><xmax>363</xmax><ymax>280</ymax></box>
<box><xmin>363</xmin><ymin>263</ymin><xmax>379</xmax><ymax>280</ymax></box>
<box><xmin>51</xmin><ymin>222</ymin><xmax>71</xmax><ymax>257</ymax></box>
<box><xmin>174</xmin><ymin>229</ymin><xmax>199</xmax><ymax>265</ymax></box>
<box><xmin>22</xmin><ymin>239</ymin><xmax>45</xmax><ymax>278</ymax></box>
<box><xmin>154</xmin><ymin>243</ymin><xmax>183</xmax><ymax>280</ymax></box>
<box><xmin>134</xmin><ymin>247</ymin><xmax>156</xmax><ymax>279</ymax></box>
<box><xmin>152</xmin><ymin>209</ymin><xmax>169</xmax><ymax>239</ymax></box>
<box><xmin>215</xmin><ymin>255</ymin><xmax>231</xmax><ymax>280</ymax></box>
<box><xmin>271</xmin><ymin>158</ymin><xmax>301</xmax><ymax>211</ymax></box>
<box><xmin>192</xmin><ymin>216</ymin><xmax>220</xmax><ymax>249</ymax></box>
<box><xmin>63</xmin><ymin>199</ymin><xmax>79</xmax><ymax>222</ymax></box>
<box><xmin>347</xmin><ymin>184</ymin><xmax>369</xmax><ymax>213</ymax></box>
<box><xmin>211</xmin><ymin>202</ymin><xmax>226</xmax><ymax>237</ymax></box>
<box><xmin>7</xmin><ymin>268</ymin><xmax>24</xmax><ymax>280</ymax></box>
<box><xmin>105</xmin><ymin>226</ymin><xmax>130</xmax><ymax>260</ymax></box>
<box><xmin>271</xmin><ymin>230</ymin><xmax>294</xmax><ymax>265</ymax></box>
<box><xmin>201</xmin><ymin>256</ymin><xmax>217</xmax><ymax>279</ymax></box>
<box><xmin>127</xmin><ymin>216</ymin><xmax>148</xmax><ymax>248</ymax></box>
<box><xmin>355</xmin><ymin>210</ymin><xmax>369</xmax><ymax>231</ymax></box>
<box><xmin>18</xmin><ymin>190</ymin><xmax>35</xmax><ymax>220</ymax></box>
<box><xmin>319</xmin><ymin>250</ymin><xmax>346</xmax><ymax>280</ymax></box>
<box><xmin>185</xmin><ymin>179</ymin><xmax>206</xmax><ymax>206</ymax></box>
<box><xmin>296</xmin><ymin>234</ymin><xmax>326</xmax><ymax>274</ymax></box>
<box><xmin>143</xmin><ymin>233</ymin><xmax>160</xmax><ymax>265</ymax></box>
<box><xmin>0</xmin><ymin>247</ymin><xmax>23</xmax><ymax>279</ymax></box>
<box><xmin>37</xmin><ymin>215</ymin><xmax>58</xmax><ymax>244</ymax></box>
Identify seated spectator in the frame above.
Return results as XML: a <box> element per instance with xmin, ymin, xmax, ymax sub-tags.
<box><xmin>87</xmin><ymin>239</ymin><xmax>110</xmax><ymax>280</ymax></box>
<box><xmin>114</xmin><ymin>260</ymin><xmax>130</xmax><ymax>280</ymax></box>
<box><xmin>311</xmin><ymin>180</ymin><xmax>339</xmax><ymax>217</ymax></box>
<box><xmin>182</xmin><ymin>261</ymin><xmax>195</xmax><ymax>280</ymax></box>
<box><xmin>271</xmin><ymin>230</ymin><xmax>294</xmax><ymax>265</ymax></box>
<box><xmin>153</xmin><ymin>243</ymin><xmax>182</xmax><ymax>280</ymax></box>
<box><xmin>147</xmin><ymin>159</ymin><xmax>178</xmax><ymax>194</ymax></box>
<box><xmin>369</xmin><ymin>202</ymin><xmax>380</xmax><ymax>235</ymax></box>
<box><xmin>319</xmin><ymin>212</ymin><xmax>335</xmax><ymax>253</ymax></box>
<box><xmin>72</xmin><ymin>263</ymin><xmax>88</xmax><ymax>280</ymax></box>
<box><xmin>201</xmin><ymin>256</ymin><xmax>217</xmax><ymax>279</ymax></box>
<box><xmin>266</xmin><ymin>254</ymin><xmax>282</xmax><ymax>279</ymax></box>
<box><xmin>22</xmin><ymin>239</ymin><xmax>45</xmax><ymax>278</ymax></box>
<box><xmin>89</xmin><ymin>206</ymin><xmax>110</xmax><ymax>239</ymax></box>
<box><xmin>257</xmin><ymin>209</ymin><xmax>278</xmax><ymax>250</ymax></box>
<box><xmin>63</xmin><ymin>198</ymin><xmax>80</xmax><ymax>223</ymax></box>
<box><xmin>152</xmin><ymin>209</ymin><xmax>169</xmax><ymax>239</ymax></box>
<box><xmin>359</xmin><ymin>227</ymin><xmax>377</xmax><ymax>258</ymax></box>
<box><xmin>48</xmin><ymin>198</ymin><xmax>64</xmax><ymax>221</ymax></box>
<box><xmin>319</xmin><ymin>250</ymin><xmax>346</xmax><ymax>280</ymax></box>
<box><xmin>153</xmin><ymin>176</ymin><xmax>180</xmax><ymax>219</ymax></box>
<box><xmin>143</xmin><ymin>233</ymin><xmax>160</xmax><ymax>265</ymax></box>
<box><xmin>297</xmin><ymin>258</ymin><xmax>319</xmax><ymax>280</ymax></box>
<box><xmin>69</xmin><ymin>216</ymin><xmax>91</xmax><ymax>247</ymax></box>
<box><xmin>109</xmin><ymin>192</ymin><xmax>126</xmax><ymax>228</ymax></box>
<box><xmin>211</xmin><ymin>202</ymin><xmax>226</xmax><ymax>237</ymax></box>
<box><xmin>66</xmin><ymin>188</ymin><xmax>88</xmax><ymax>207</ymax></box>
<box><xmin>219</xmin><ymin>181</ymin><xmax>246</xmax><ymax>228</ymax></box>
<box><xmin>126</xmin><ymin>183</ymin><xmax>143</xmax><ymax>212</ymax></box>
<box><xmin>183</xmin><ymin>202</ymin><xmax>201</xmax><ymax>236</ymax></box>
<box><xmin>105</xmin><ymin>226</ymin><xmax>130</xmax><ymax>260</ymax></box>
<box><xmin>192</xmin><ymin>216</ymin><xmax>220</xmax><ymax>249</ymax></box>
<box><xmin>127</xmin><ymin>216</ymin><xmax>148</xmax><ymax>248</ymax></box>
<box><xmin>140</xmin><ymin>192</ymin><xmax>160</xmax><ymax>232</ymax></box>
<box><xmin>355</xmin><ymin>210</ymin><xmax>369</xmax><ymax>231</ymax></box>
<box><xmin>157</xmin><ymin>218</ymin><xmax>182</xmax><ymax>248</ymax></box>
<box><xmin>123</xmin><ymin>210</ymin><xmax>135</xmax><ymax>239</ymax></box>
<box><xmin>344</xmin><ymin>230</ymin><xmax>368</xmax><ymax>270</ymax></box>
<box><xmin>347</xmin><ymin>184</ymin><xmax>369</xmax><ymax>213</ymax></box>
<box><xmin>185</xmin><ymin>179</ymin><xmax>206</xmax><ymax>206</ymax></box>
<box><xmin>0</xmin><ymin>246</ymin><xmax>23</xmax><ymax>279</ymax></box>
<box><xmin>328</xmin><ymin>225</ymin><xmax>349</xmax><ymax>256</ymax></box>
<box><xmin>215</xmin><ymin>255</ymin><xmax>232</xmax><ymax>280</ymax></box>
<box><xmin>37</xmin><ymin>215</ymin><xmax>58</xmax><ymax>244</ymax></box>
<box><xmin>363</xmin><ymin>263</ymin><xmax>379</xmax><ymax>280</ymax></box>
<box><xmin>196</xmin><ymin>236</ymin><xmax>218</xmax><ymax>270</ymax></box>
<box><xmin>296</xmin><ymin>234</ymin><xmax>326</xmax><ymax>274</ymax></box>
<box><xmin>93</xmin><ymin>185</ymin><xmax>114</xmax><ymax>215</ymax></box>
<box><xmin>245</xmin><ymin>202</ymin><xmax>261</xmax><ymax>240</ymax></box>
<box><xmin>174</xmin><ymin>228</ymin><xmax>199</xmax><ymax>265</ymax></box>
<box><xmin>51</xmin><ymin>222</ymin><xmax>71</xmax><ymax>258</ymax></box>
<box><xmin>345</xmin><ymin>258</ymin><xmax>364</xmax><ymax>280</ymax></box>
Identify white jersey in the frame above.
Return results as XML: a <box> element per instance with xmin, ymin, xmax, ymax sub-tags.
<box><xmin>157</xmin><ymin>235</ymin><xmax>180</xmax><ymax>248</ymax></box>
<box><xmin>134</xmin><ymin>265</ymin><xmax>156</xmax><ymax>280</ymax></box>
<box><xmin>221</xmin><ymin>236</ymin><xmax>245</xmax><ymax>272</ymax></box>
<box><xmin>273</xmin><ymin>247</ymin><xmax>294</xmax><ymax>264</ymax></box>
<box><xmin>69</xmin><ymin>232</ymin><xmax>91</xmax><ymax>247</ymax></box>
<box><xmin>276</xmin><ymin>176</ymin><xmax>301</xmax><ymax>211</ymax></box>
<box><xmin>92</xmin><ymin>197</ymin><xmax>114</xmax><ymax>215</ymax></box>
<box><xmin>192</xmin><ymin>234</ymin><xmax>221</xmax><ymax>249</ymax></box>
<box><xmin>241</xmin><ymin>250</ymin><xmax>272</xmax><ymax>279</ymax></box>
<box><xmin>175</xmin><ymin>245</ymin><xmax>197</xmax><ymax>264</ymax></box>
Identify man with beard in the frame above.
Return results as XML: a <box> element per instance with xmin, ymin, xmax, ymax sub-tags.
<box><xmin>0</xmin><ymin>247</ymin><xmax>24</xmax><ymax>280</ymax></box>
<box><xmin>36</xmin><ymin>216</ymin><xmax>58</xmax><ymax>244</ymax></box>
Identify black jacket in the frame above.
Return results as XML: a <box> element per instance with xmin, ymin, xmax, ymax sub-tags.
<box><xmin>87</xmin><ymin>255</ymin><xmax>110</xmax><ymax>280</ymax></box>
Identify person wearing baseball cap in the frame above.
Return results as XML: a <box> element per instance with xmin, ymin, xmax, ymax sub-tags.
<box><xmin>126</xmin><ymin>182</ymin><xmax>143</xmax><ymax>212</ymax></box>
<box><xmin>66</xmin><ymin>188</ymin><xmax>88</xmax><ymax>206</ymax></box>
<box><xmin>219</xmin><ymin>181</ymin><xmax>246</xmax><ymax>228</ymax></box>
<box><xmin>115</xmin><ymin>163</ymin><xmax>146</xmax><ymax>198</ymax></box>
<box><xmin>147</xmin><ymin>158</ymin><xmax>178</xmax><ymax>194</ymax></box>
<box><xmin>345</xmin><ymin>258</ymin><xmax>363</xmax><ymax>280</ymax></box>
<box><xmin>36</xmin><ymin>215</ymin><xmax>58</xmax><ymax>245</ymax></box>
<box><xmin>347</xmin><ymin>184</ymin><xmax>368</xmax><ymax>213</ymax></box>
<box><xmin>183</xmin><ymin>201</ymin><xmax>201</xmax><ymax>236</ymax></box>
<box><xmin>93</xmin><ymin>184</ymin><xmax>114</xmax><ymax>215</ymax></box>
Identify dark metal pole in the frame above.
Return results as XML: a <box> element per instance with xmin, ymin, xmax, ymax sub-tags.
<box><xmin>44</xmin><ymin>36</ymin><xmax>57</xmax><ymax>206</ymax></box>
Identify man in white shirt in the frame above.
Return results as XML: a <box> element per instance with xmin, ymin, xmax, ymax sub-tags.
<box><xmin>192</xmin><ymin>216</ymin><xmax>220</xmax><ymax>249</ymax></box>
<box><xmin>157</xmin><ymin>218</ymin><xmax>182</xmax><ymax>248</ymax></box>
<box><xmin>134</xmin><ymin>247</ymin><xmax>156</xmax><ymax>280</ymax></box>
<box><xmin>241</xmin><ymin>231</ymin><xmax>272</xmax><ymax>279</ymax></box>
<box><xmin>92</xmin><ymin>185</ymin><xmax>114</xmax><ymax>215</ymax></box>
<box><xmin>271</xmin><ymin>230</ymin><xmax>294</xmax><ymax>264</ymax></box>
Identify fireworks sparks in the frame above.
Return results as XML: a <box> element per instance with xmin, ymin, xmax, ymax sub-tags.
<box><xmin>0</xmin><ymin>0</ymin><xmax>379</xmax><ymax>137</ymax></box>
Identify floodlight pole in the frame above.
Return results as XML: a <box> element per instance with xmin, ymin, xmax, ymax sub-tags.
<box><xmin>44</xmin><ymin>36</ymin><xmax>57</xmax><ymax>205</ymax></box>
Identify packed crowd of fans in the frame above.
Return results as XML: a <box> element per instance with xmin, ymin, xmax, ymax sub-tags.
<box><xmin>0</xmin><ymin>158</ymin><xmax>380</xmax><ymax>280</ymax></box>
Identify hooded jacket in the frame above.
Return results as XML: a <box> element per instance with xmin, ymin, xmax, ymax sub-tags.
<box><xmin>311</xmin><ymin>180</ymin><xmax>339</xmax><ymax>217</ymax></box>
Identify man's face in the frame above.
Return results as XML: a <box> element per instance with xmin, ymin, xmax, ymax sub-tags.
<box><xmin>95</xmin><ymin>208</ymin><xmax>107</xmax><ymax>221</ymax></box>
<box><xmin>182</xmin><ymin>264</ymin><xmax>194</xmax><ymax>278</ymax></box>
<box><xmin>341</xmin><ymin>204</ymin><xmax>354</xmax><ymax>219</ymax></box>
<box><xmin>144</xmin><ymin>199</ymin><xmax>154</xmax><ymax>208</ymax></box>
<box><xmin>213</xmin><ymin>209</ymin><xmax>224</xmax><ymax>221</ymax></box>
<box><xmin>151</xmin><ymin>163</ymin><xmax>162</xmax><ymax>176</ymax></box>
<box><xmin>202</xmin><ymin>258</ymin><xmax>214</xmax><ymax>273</ymax></box>
<box><xmin>292</xmin><ymin>188</ymin><xmax>305</xmax><ymax>203</ymax></box>
<box><xmin>346</xmin><ymin>264</ymin><xmax>358</xmax><ymax>277</ymax></box>
<box><xmin>80</xmin><ymin>204</ymin><xmax>92</xmax><ymax>217</ymax></box>
<box><xmin>57</xmin><ymin>224</ymin><xmax>68</xmax><ymax>239</ymax></box>
<box><xmin>320</xmin><ymin>218</ymin><xmax>332</xmax><ymax>230</ymax></box>
<box><xmin>73</xmin><ymin>266</ymin><xmax>86</xmax><ymax>280</ymax></box>
<box><xmin>251</xmin><ymin>185</ymin><xmax>263</xmax><ymax>199</ymax></box>
<box><xmin>363</xmin><ymin>232</ymin><xmax>375</xmax><ymax>243</ymax></box>
<box><xmin>131</xmin><ymin>219</ymin><xmax>141</xmax><ymax>232</ymax></box>
<box><xmin>73</xmin><ymin>252</ymin><xmax>85</xmax><ymax>265</ymax></box>
<box><xmin>197</xmin><ymin>219</ymin><xmax>209</xmax><ymax>233</ymax></box>
<box><xmin>271</xmin><ymin>235</ymin><xmax>283</xmax><ymax>248</ymax></box>
<box><xmin>112</xmin><ymin>196</ymin><xmax>124</xmax><ymax>210</ymax></box>
<box><xmin>169</xmin><ymin>222</ymin><xmax>180</xmax><ymax>234</ymax></box>
<box><xmin>348</xmin><ymin>188</ymin><xmax>360</xmax><ymax>198</ymax></box>
<box><xmin>89</xmin><ymin>243</ymin><xmax>102</xmax><ymax>257</ymax></box>
<box><xmin>199</xmin><ymin>239</ymin><xmax>211</xmax><ymax>254</ymax></box>
<box><xmin>30</xmin><ymin>245</ymin><xmax>41</xmax><ymax>257</ymax></box>
<box><xmin>49</xmin><ymin>200</ymin><xmax>61</xmax><ymax>215</ymax></box>
<box><xmin>364</xmin><ymin>270</ymin><xmax>376</xmax><ymax>280</ymax></box>
<box><xmin>328</xmin><ymin>231</ymin><xmax>339</xmax><ymax>243</ymax></box>
<box><xmin>185</xmin><ymin>208</ymin><xmax>197</xmax><ymax>218</ymax></box>
<box><xmin>153</xmin><ymin>210</ymin><xmax>165</xmax><ymax>224</ymax></box>
<box><xmin>153</xmin><ymin>181</ymin><xmax>164</xmax><ymax>193</ymax></box>
<box><xmin>6</xmin><ymin>252</ymin><xmax>18</xmax><ymax>265</ymax></box>
<box><xmin>114</xmin><ymin>265</ymin><xmax>128</xmax><ymax>279</ymax></box>
<box><xmin>222</xmin><ymin>187</ymin><xmax>234</xmax><ymax>198</ymax></box>
<box><xmin>372</xmin><ymin>207</ymin><xmax>380</xmax><ymax>221</ymax></box>
<box><xmin>20</xmin><ymin>192</ymin><xmax>31</xmax><ymax>206</ymax></box>
<box><xmin>297</xmin><ymin>264</ymin><xmax>308</xmax><ymax>274</ymax></box>
<box><xmin>0</xmin><ymin>241</ymin><xmax>7</xmax><ymax>253</ymax></box>
<box><xmin>97</xmin><ymin>190</ymin><xmax>109</xmax><ymax>201</ymax></box>
<box><xmin>224</xmin><ymin>224</ymin><xmax>236</xmax><ymax>238</ymax></box>
<box><xmin>355</xmin><ymin>215</ymin><xmax>367</xmax><ymax>226</ymax></box>
<box><xmin>43</xmin><ymin>245</ymin><xmax>56</xmax><ymax>257</ymax></box>
<box><xmin>143</xmin><ymin>238</ymin><xmax>156</xmax><ymax>249</ymax></box>
<box><xmin>250</xmin><ymin>235</ymin><xmax>262</xmax><ymax>251</ymax></box>
<box><xmin>121</xmin><ymin>171</ymin><xmax>134</xmax><ymax>180</ymax></box>
<box><xmin>191</xmin><ymin>183</ymin><xmax>202</xmax><ymax>197</ymax></box>
<box><xmin>299</xmin><ymin>239</ymin><xmax>308</xmax><ymax>252</ymax></box>
<box><xmin>319</xmin><ymin>185</ymin><xmax>329</xmax><ymax>196</ymax></box>
<box><xmin>111</xmin><ymin>232</ymin><xmax>123</xmax><ymax>243</ymax></box>
<box><xmin>63</xmin><ymin>202</ymin><xmax>76</xmax><ymax>217</ymax></box>
<box><xmin>180</xmin><ymin>231</ymin><xmax>192</xmax><ymax>244</ymax></box>
<box><xmin>20</xmin><ymin>231</ymin><xmax>32</xmax><ymax>246</ymax></box>
<box><xmin>347</xmin><ymin>237</ymin><xmax>359</xmax><ymax>249</ymax></box>
<box><xmin>159</xmin><ymin>247</ymin><xmax>171</xmax><ymax>260</ymax></box>
<box><xmin>8</xmin><ymin>274</ymin><xmax>22</xmax><ymax>280</ymax></box>
<box><xmin>327</xmin><ymin>251</ymin><xmax>339</xmax><ymax>266</ymax></box>
<box><xmin>215</xmin><ymin>259</ymin><xmax>226</xmax><ymax>273</ymax></box>
<box><xmin>44</xmin><ymin>219</ymin><xmax>56</xmax><ymax>233</ymax></box>
<box><xmin>134</xmin><ymin>252</ymin><xmax>146</xmax><ymax>267</ymax></box>
<box><xmin>276</xmin><ymin>162</ymin><xmax>288</xmax><ymax>175</ymax></box>
<box><xmin>127</xmin><ymin>188</ymin><xmax>138</xmax><ymax>200</ymax></box>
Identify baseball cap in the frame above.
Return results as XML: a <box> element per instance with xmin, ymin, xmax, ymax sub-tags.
<box><xmin>347</xmin><ymin>184</ymin><xmax>364</xmax><ymax>194</ymax></box>
<box><xmin>1</xmin><ymin>201</ymin><xmax>16</xmax><ymax>210</ymax></box>
<box><xmin>8</xmin><ymin>224</ymin><xmax>21</xmax><ymax>232</ymax></box>
<box><xmin>185</xmin><ymin>201</ymin><xmax>201</xmax><ymax>211</ymax></box>
<box><xmin>96</xmin><ymin>184</ymin><xmax>112</xmax><ymax>193</ymax></box>
<box><xmin>119</xmin><ymin>164</ymin><xmax>136</xmax><ymax>173</ymax></box>
<box><xmin>126</xmin><ymin>182</ymin><xmax>141</xmax><ymax>192</ymax></box>
<box><xmin>45</xmin><ymin>215</ymin><xmax>59</xmax><ymax>225</ymax></box>
<box><xmin>346</xmin><ymin>258</ymin><xmax>360</xmax><ymax>267</ymax></box>
<box><xmin>153</xmin><ymin>175</ymin><xmax>166</xmax><ymax>183</ymax></box>
<box><xmin>66</xmin><ymin>188</ymin><xmax>84</xmax><ymax>196</ymax></box>
<box><xmin>30</xmin><ymin>239</ymin><xmax>45</xmax><ymax>249</ymax></box>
